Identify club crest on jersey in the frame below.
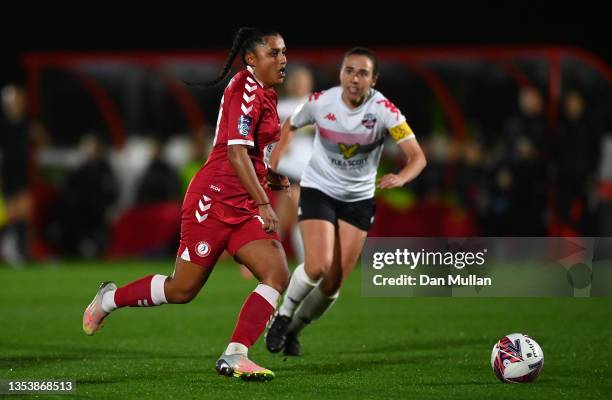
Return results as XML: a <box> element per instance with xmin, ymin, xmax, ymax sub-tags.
<box><xmin>238</xmin><ymin>115</ymin><xmax>252</xmax><ymax>136</ymax></box>
<box><xmin>195</xmin><ymin>241</ymin><xmax>211</xmax><ymax>257</ymax></box>
<box><xmin>361</xmin><ymin>113</ymin><xmax>377</xmax><ymax>129</ymax></box>
<box><xmin>338</xmin><ymin>143</ymin><xmax>360</xmax><ymax>159</ymax></box>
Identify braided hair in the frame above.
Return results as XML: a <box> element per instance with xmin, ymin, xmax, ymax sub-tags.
<box><xmin>186</xmin><ymin>27</ymin><xmax>280</xmax><ymax>87</ymax></box>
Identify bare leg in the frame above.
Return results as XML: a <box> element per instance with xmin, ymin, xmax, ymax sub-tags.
<box><xmin>289</xmin><ymin>220</ymin><xmax>368</xmax><ymax>333</ymax></box>
<box><xmin>277</xmin><ymin>219</ymin><xmax>335</xmax><ymax>318</ymax></box>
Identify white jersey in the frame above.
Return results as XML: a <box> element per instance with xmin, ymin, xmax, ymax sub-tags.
<box><xmin>290</xmin><ymin>86</ymin><xmax>416</xmax><ymax>202</ymax></box>
<box><xmin>276</xmin><ymin>96</ymin><xmax>314</xmax><ymax>181</ymax></box>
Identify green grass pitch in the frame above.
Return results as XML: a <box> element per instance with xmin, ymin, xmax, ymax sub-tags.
<box><xmin>0</xmin><ymin>260</ymin><xmax>611</xmax><ymax>399</ymax></box>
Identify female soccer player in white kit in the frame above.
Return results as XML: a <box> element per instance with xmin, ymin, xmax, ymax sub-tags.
<box><xmin>266</xmin><ymin>47</ymin><xmax>427</xmax><ymax>356</ymax></box>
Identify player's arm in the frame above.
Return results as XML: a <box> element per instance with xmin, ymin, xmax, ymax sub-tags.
<box><xmin>377</xmin><ymin>121</ymin><xmax>427</xmax><ymax>189</ymax></box>
<box><xmin>268</xmin><ymin>118</ymin><xmax>294</xmax><ymax>170</ymax></box>
<box><xmin>227</xmin><ymin>145</ymin><xmax>278</xmax><ymax>233</ymax></box>
<box><xmin>225</xmin><ymin>89</ymin><xmax>278</xmax><ymax>232</ymax></box>
<box><xmin>269</xmin><ymin>99</ymin><xmax>314</xmax><ymax>170</ymax></box>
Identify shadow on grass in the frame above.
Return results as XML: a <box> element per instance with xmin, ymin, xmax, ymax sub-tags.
<box><xmin>275</xmin><ymin>352</ymin><xmax>443</xmax><ymax>377</ymax></box>
<box><xmin>0</xmin><ymin>341</ymin><xmax>216</xmax><ymax>370</ymax></box>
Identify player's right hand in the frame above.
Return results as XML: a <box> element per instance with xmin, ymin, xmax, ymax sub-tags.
<box><xmin>265</xmin><ymin>168</ymin><xmax>291</xmax><ymax>193</ymax></box>
<box><xmin>258</xmin><ymin>204</ymin><xmax>279</xmax><ymax>233</ymax></box>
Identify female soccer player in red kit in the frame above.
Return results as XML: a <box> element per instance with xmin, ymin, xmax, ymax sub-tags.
<box><xmin>82</xmin><ymin>27</ymin><xmax>291</xmax><ymax>381</ymax></box>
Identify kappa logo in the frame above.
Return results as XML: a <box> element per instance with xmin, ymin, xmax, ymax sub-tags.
<box><xmin>195</xmin><ymin>241</ymin><xmax>211</xmax><ymax>257</ymax></box>
<box><xmin>324</xmin><ymin>112</ymin><xmax>336</xmax><ymax>121</ymax></box>
<box><xmin>376</xmin><ymin>99</ymin><xmax>400</xmax><ymax>120</ymax></box>
<box><xmin>338</xmin><ymin>142</ymin><xmax>360</xmax><ymax>159</ymax></box>
<box><xmin>309</xmin><ymin>91</ymin><xmax>325</xmax><ymax>101</ymax></box>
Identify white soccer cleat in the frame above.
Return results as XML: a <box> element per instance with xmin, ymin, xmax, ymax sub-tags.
<box><xmin>215</xmin><ymin>353</ymin><xmax>275</xmax><ymax>381</ymax></box>
<box><xmin>83</xmin><ymin>281</ymin><xmax>116</xmax><ymax>336</ymax></box>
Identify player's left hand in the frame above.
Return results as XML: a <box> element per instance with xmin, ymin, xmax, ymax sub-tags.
<box><xmin>377</xmin><ymin>173</ymin><xmax>406</xmax><ymax>189</ymax></box>
<box><xmin>265</xmin><ymin>168</ymin><xmax>291</xmax><ymax>194</ymax></box>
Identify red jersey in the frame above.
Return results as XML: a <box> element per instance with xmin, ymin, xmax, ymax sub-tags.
<box><xmin>187</xmin><ymin>67</ymin><xmax>280</xmax><ymax>218</ymax></box>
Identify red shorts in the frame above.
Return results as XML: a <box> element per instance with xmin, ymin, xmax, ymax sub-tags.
<box><xmin>176</xmin><ymin>191</ymin><xmax>280</xmax><ymax>268</ymax></box>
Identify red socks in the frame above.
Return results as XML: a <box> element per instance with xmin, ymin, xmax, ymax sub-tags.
<box><xmin>111</xmin><ymin>277</ymin><xmax>279</xmax><ymax>353</ymax></box>
<box><xmin>114</xmin><ymin>274</ymin><xmax>168</xmax><ymax>307</ymax></box>
<box><xmin>230</xmin><ymin>284</ymin><xmax>280</xmax><ymax>348</ymax></box>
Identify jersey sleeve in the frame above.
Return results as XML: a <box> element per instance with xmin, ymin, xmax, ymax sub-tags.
<box><xmin>378</xmin><ymin>98</ymin><xmax>415</xmax><ymax>144</ymax></box>
<box><xmin>226</xmin><ymin>84</ymin><xmax>263</xmax><ymax>147</ymax></box>
<box><xmin>289</xmin><ymin>98</ymin><xmax>315</xmax><ymax>128</ymax></box>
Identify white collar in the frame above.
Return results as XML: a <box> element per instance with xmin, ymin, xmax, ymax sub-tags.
<box><xmin>246</xmin><ymin>66</ymin><xmax>265</xmax><ymax>88</ymax></box>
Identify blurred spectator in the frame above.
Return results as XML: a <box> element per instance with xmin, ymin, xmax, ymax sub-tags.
<box><xmin>56</xmin><ymin>135</ymin><xmax>118</xmax><ymax>258</ymax></box>
<box><xmin>555</xmin><ymin>90</ymin><xmax>599</xmax><ymax>234</ymax></box>
<box><xmin>485</xmin><ymin>164</ymin><xmax>520</xmax><ymax>235</ymax></box>
<box><xmin>598</xmin><ymin>132</ymin><xmax>612</xmax><ymax>235</ymax></box>
<box><xmin>180</xmin><ymin>126</ymin><xmax>211</xmax><ymax>193</ymax></box>
<box><xmin>0</xmin><ymin>84</ymin><xmax>32</xmax><ymax>266</ymax></box>
<box><xmin>135</xmin><ymin>139</ymin><xmax>181</xmax><ymax>205</ymax></box>
<box><xmin>500</xmin><ymin>87</ymin><xmax>548</xmax><ymax>235</ymax></box>
<box><xmin>455</xmin><ymin>139</ymin><xmax>489</xmax><ymax>228</ymax></box>
<box><xmin>274</xmin><ymin>66</ymin><xmax>315</xmax><ymax>263</ymax></box>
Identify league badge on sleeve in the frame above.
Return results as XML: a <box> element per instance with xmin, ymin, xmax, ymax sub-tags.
<box><xmin>238</xmin><ymin>115</ymin><xmax>252</xmax><ymax>136</ymax></box>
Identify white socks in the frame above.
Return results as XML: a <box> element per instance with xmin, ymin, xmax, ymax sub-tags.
<box><xmin>288</xmin><ymin>287</ymin><xmax>339</xmax><ymax>334</ymax></box>
<box><xmin>254</xmin><ymin>283</ymin><xmax>280</xmax><ymax>308</ymax></box>
<box><xmin>100</xmin><ymin>274</ymin><xmax>168</xmax><ymax>313</ymax></box>
<box><xmin>150</xmin><ymin>274</ymin><xmax>168</xmax><ymax>306</ymax></box>
<box><xmin>101</xmin><ymin>290</ymin><xmax>117</xmax><ymax>313</ymax></box>
<box><xmin>278</xmin><ymin>264</ymin><xmax>319</xmax><ymax>317</ymax></box>
<box><xmin>225</xmin><ymin>342</ymin><xmax>248</xmax><ymax>356</ymax></box>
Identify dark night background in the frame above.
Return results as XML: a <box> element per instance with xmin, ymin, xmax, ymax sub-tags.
<box><xmin>1</xmin><ymin>3</ymin><xmax>609</xmax><ymax>85</ymax></box>
<box><xmin>2</xmin><ymin>2</ymin><xmax>612</xmax><ymax>260</ymax></box>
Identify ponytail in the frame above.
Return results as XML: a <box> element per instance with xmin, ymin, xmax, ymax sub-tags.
<box><xmin>185</xmin><ymin>27</ymin><xmax>280</xmax><ymax>88</ymax></box>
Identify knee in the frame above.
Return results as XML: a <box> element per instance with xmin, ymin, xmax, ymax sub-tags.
<box><xmin>263</xmin><ymin>262</ymin><xmax>290</xmax><ymax>293</ymax></box>
<box><xmin>305</xmin><ymin>255</ymin><xmax>334</xmax><ymax>279</ymax></box>
<box><xmin>276</xmin><ymin>266</ymin><xmax>290</xmax><ymax>292</ymax></box>
<box><xmin>260</xmin><ymin>242</ymin><xmax>290</xmax><ymax>292</ymax></box>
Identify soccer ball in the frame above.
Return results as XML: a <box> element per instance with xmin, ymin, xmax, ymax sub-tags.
<box><xmin>491</xmin><ymin>333</ymin><xmax>544</xmax><ymax>383</ymax></box>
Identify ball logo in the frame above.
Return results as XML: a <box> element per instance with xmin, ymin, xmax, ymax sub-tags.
<box><xmin>195</xmin><ymin>241</ymin><xmax>211</xmax><ymax>257</ymax></box>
